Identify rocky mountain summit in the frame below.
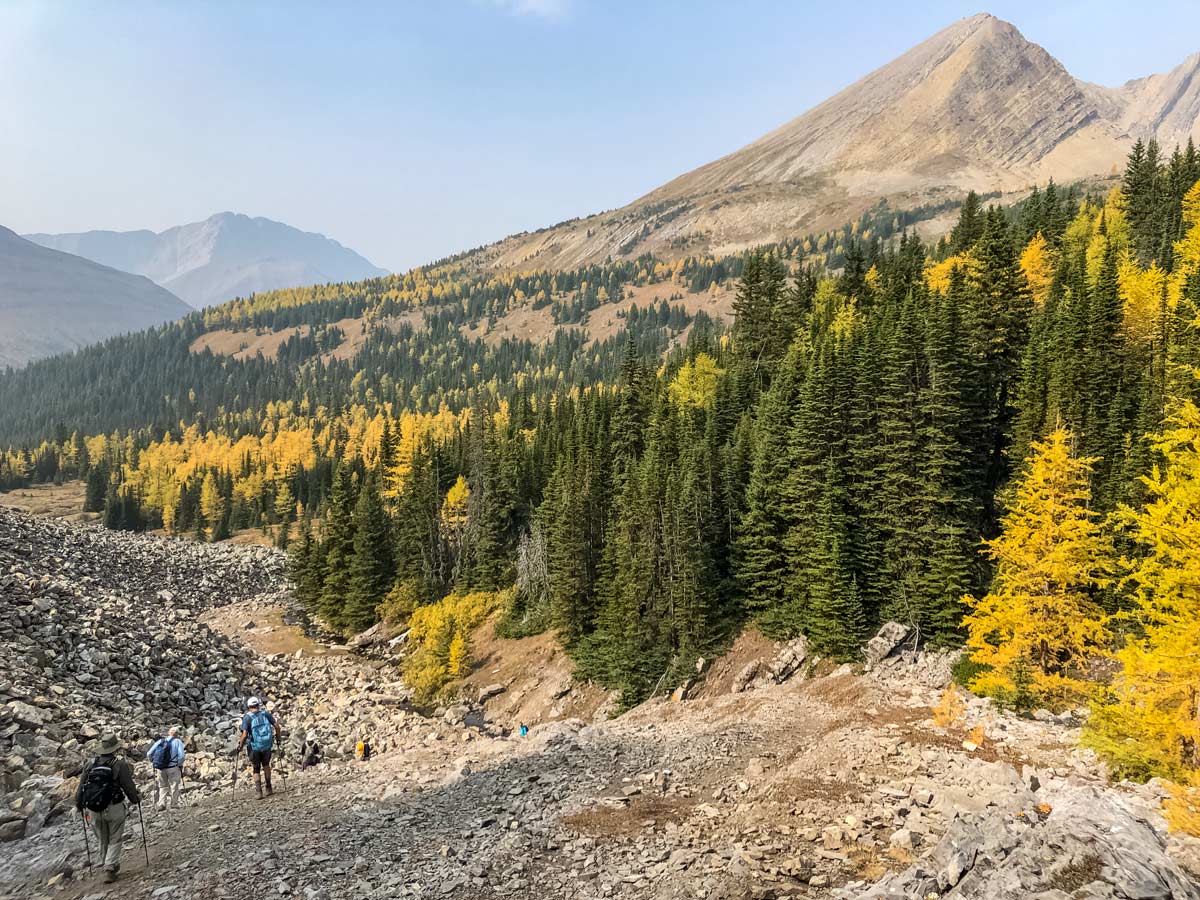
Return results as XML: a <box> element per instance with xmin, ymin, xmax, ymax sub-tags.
<box><xmin>477</xmin><ymin>13</ymin><xmax>1200</xmax><ymax>271</ymax></box>
<box><xmin>0</xmin><ymin>508</ymin><xmax>1197</xmax><ymax>899</ymax></box>
<box><xmin>27</xmin><ymin>213</ymin><xmax>388</xmax><ymax>310</ymax></box>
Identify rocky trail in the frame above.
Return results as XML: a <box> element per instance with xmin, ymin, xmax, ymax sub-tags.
<box><xmin>2</xmin><ymin>506</ymin><xmax>1198</xmax><ymax>900</ymax></box>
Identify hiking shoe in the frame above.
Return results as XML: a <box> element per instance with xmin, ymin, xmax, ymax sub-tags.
<box><xmin>102</xmin><ymin>870</ymin><xmax>117</xmax><ymax>883</ymax></box>
<box><xmin>265</xmin><ymin>784</ymin><xmax>274</xmax><ymax>797</ymax></box>
<box><xmin>254</xmin><ymin>787</ymin><xmax>263</xmax><ymax>800</ymax></box>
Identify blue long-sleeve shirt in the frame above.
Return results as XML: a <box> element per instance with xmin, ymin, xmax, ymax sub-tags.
<box><xmin>147</xmin><ymin>736</ymin><xmax>186</xmax><ymax>769</ymax></box>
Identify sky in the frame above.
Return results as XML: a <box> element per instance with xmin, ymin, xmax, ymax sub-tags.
<box><xmin>3</xmin><ymin>0</ymin><xmax>1200</xmax><ymax>273</ymax></box>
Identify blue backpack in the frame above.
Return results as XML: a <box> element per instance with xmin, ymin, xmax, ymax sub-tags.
<box><xmin>149</xmin><ymin>738</ymin><xmax>174</xmax><ymax>770</ymax></box>
<box><xmin>249</xmin><ymin>712</ymin><xmax>274</xmax><ymax>751</ymax></box>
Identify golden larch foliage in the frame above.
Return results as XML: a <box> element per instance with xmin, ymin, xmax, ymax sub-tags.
<box><xmin>1119</xmin><ymin>258</ymin><xmax>1168</xmax><ymax>344</ymax></box>
<box><xmin>447</xmin><ymin>630</ymin><xmax>469</xmax><ymax>678</ymax></box>
<box><xmin>403</xmin><ymin>589</ymin><xmax>509</xmax><ymax>703</ymax></box>
<box><xmin>932</xmin><ymin>686</ymin><xmax>966</xmax><ymax>728</ymax></box>
<box><xmin>1019</xmin><ymin>233</ymin><xmax>1056</xmax><ymax>307</ymax></box>
<box><xmin>442</xmin><ymin>475</ymin><xmax>470</xmax><ymax>526</ymax></box>
<box><xmin>1164</xmin><ymin>781</ymin><xmax>1200</xmax><ymax>837</ymax></box>
<box><xmin>924</xmin><ymin>253</ymin><xmax>978</xmax><ymax>295</ymax></box>
<box><xmin>963</xmin><ymin>427</ymin><xmax>1110</xmax><ymax>710</ymax></box>
<box><xmin>668</xmin><ymin>353</ymin><xmax>724</xmax><ymax>410</ymax></box>
<box><xmin>1085</xmin><ymin>403</ymin><xmax>1200</xmax><ymax>781</ymax></box>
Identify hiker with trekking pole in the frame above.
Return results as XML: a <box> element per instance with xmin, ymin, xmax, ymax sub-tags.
<box><xmin>75</xmin><ymin>734</ymin><xmax>143</xmax><ymax>883</ymax></box>
<box><xmin>146</xmin><ymin>725</ymin><xmax>186</xmax><ymax>810</ymax></box>
<box><xmin>236</xmin><ymin>697</ymin><xmax>280</xmax><ymax>799</ymax></box>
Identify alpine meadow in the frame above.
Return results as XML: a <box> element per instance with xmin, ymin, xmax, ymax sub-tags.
<box><xmin>2</xmin><ymin>7</ymin><xmax>1200</xmax><ymax>899</ymax></box>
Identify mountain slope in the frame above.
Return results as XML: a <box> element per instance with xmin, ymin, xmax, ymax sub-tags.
<box><xmin>0</xmin><ymin>226</ymin><xmax>191</xmax><ymax>369</ymax></box>
<box><xmin>475</xmin><ymin>13</ymin><xmax>1200</xmax><ymax>271</ymax></box>
<box><xmin>27</xmin><ymin>212</ymin><xmax>389</xmax><ymax>309</ymax></box>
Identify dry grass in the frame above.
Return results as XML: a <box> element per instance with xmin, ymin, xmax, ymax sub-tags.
<box><xmin>562</xmin><ymin>795</ymin><xmax>695</xmax><ymax>838</ymax></box>
<box><xmin>852</xmin><ymin>846</ymin><xmax>903</xmax><ymax>880</ymax></box>
<box><xmin>806</xmin><ymin>672</ymin><xmax>869</xmax><ymax>707</ymax></box>
<box><xmin>772</xmin><ymin>777</ymin><xmax>860</xmax><ymax>804</ymax></box>
<box><xmin>0</xmin><ymin>480</ymin><xmax>89</xmax><ymax>520</ymax></box>
<box><xmin>1052</xmin><ymin>851</ymin><xmax>1103</xmax><ymax>891</ymax></box>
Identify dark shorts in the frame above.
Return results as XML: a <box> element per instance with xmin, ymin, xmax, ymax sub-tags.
<box><xmin>248</xmin><ymin>748</ymin><xmax>273</xmax><ymax>773</ymax></box>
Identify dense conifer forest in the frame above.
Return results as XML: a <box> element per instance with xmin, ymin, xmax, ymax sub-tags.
<box><xmin>3</xmin><ymin>142</ymin><xmax>1200</xmax><ymax>799</ymax></box>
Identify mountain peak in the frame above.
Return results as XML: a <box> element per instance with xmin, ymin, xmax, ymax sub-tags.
<box><xmin>26</xmin><ymin>214</ymin><xmax>387</xmax><ymax>308</ymax></box>
<box><xmin>474</xmin><ymin>15</ymin><xmax>1199</xmax><ymax>272</ymax></box>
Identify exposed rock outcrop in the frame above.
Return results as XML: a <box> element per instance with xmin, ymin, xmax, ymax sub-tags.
<box><xmin>850</xmin><ymin>785</ymin><xmax>1200</xmax><ymax>899</ymax></box>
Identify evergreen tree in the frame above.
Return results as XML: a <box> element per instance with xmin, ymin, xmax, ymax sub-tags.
<box><xmin>318</xmin><ymin>465</ymin><xmax>358</xmax><ymax>631</ymax></box>
<box><xmin>84</xmin><ymin>461</ymin><xmax>109</xmax><ymax>513</ymax></box>
<box><xmin>345</xmin><ymin>478</ymin><xmax>395</xmax><ymax>633</ymax></box>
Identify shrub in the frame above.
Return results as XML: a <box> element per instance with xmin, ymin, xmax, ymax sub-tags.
<box><xmin>378</xmin><ymin>579</ymin><xmax>422</xmax><ymax>626</ymax></box>
<box><xmin>1164</xmin><ymin>782</ymin><xmax>1200</xmax><ymax>837</ymax></box>
<box><xmin>932</xmin><ymin>687</ymin><xmax>965</xmax><ymax>728</ymax></box>
<box><xmin>401</xmin><ymin>588</ymin><xmax>510</xmax><ymax>704</ymax></box>
<box><xmin>950</xmin><ymin>654</ymin><xmax>990</xmax><ymax>689</ymax></box>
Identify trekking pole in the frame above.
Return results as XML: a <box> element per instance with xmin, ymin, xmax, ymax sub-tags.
<box><xmin>79</xmin><ymin>811</ymin><xmax>92</xmax><ymax>873</ymax></box>
<box><xmin>136</xmin><ymin>802</ymin><xmax>151</xmax><ymax>868</ymax></box>
<box><xmin>231</xmin><ymin>746</ymin><xmax>240</xmax><ymax>802</ymax></box>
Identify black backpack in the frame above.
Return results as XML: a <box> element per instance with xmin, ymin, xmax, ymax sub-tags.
<box><xmin>80</xmin><ymin>756</ymin><xmax>125</xmax><ymax>812</ymax></box>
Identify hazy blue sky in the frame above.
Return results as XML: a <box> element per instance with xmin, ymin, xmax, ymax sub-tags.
<box><xmin>4</xmin><ymin>0</ymin><xmax>1199</xmax><ymax>272</ymax></box>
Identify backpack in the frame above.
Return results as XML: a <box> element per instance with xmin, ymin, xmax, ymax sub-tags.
<box><xmin>149</xmin><ymin>738</ymin><xmax>173</xmax><ymax>770</ymax></box>
<box><xmin>80</xmin><ymin>757</ymin><xmax>124</xmax><ymax>812</ymax></box>
<box><xmin>248</xmin><ymin>712</ymin><xmax>274</xmax><ymax>751</ymax></box>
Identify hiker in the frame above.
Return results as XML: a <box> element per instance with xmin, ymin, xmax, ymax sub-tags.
<box><xmin>75</xmin><ymin>734</ymin><xmax>141</xmax><ymax>883</ymax></box>
<box><xmin>146</xmin><ymin>726</ymin><xmax>186</xmax><ymax>810</ymax></box>
<box><xmin>355</xmin><ymin>737</ymin><xmax>372</xmax><ymax>762</ymax></box>
<box><xmin>237</xmin><ymin>696</ymin><xmax>279</xmax><ymax>799</ymax></box>
<box><xmin>300</xmin><ymin>731</ymin><xmax>321</xmax><ymax>770</ymax></box>
<box><xmin>519</xmin><ymin>723</ymin><xmax>529</xmax><ymax>738</ymax></box>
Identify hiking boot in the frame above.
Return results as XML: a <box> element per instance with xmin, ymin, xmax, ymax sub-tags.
<box><xmin>265</xmin><ymin>782</ymin><xmax>274</xmax><ymax>797</ymax></box>
<box><xmin>254</xmin><ymin>785</ymin><xmax>263</xmax><ymax>800</ymax></box>
<box><xmin>102</xmin><ymin>870</ymin><xmax>117</xmax><ymax>883</ymax></box>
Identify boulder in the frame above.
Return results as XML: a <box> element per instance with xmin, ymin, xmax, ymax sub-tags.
<box><xmin>478</xmin><ymin>683</ymin><xmax>505</xmax><ymax>702</ymax></box>
<box><xmin>863</xmin><ymin>622</ymin><xmax>912</xmax><ymax>669</ymax></box>
<box><xmin>851</xmin><ymin>785</ymin><xmax>1200</xmax><ymax>899</ymax></box>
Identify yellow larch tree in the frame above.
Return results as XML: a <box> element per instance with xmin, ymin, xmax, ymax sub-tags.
<box><xmin>963</xmin><ymin>427</ymin><xmax>1110</xmax><ymax>710</ymax></box>
<box><xmin>1019</xmin><ymin>232</ymin><xmax>1056</xmax><ymax>307</ymax></box>
<box><xmin>198</xmin><ymin>470</ymin><xmax>225</xmax><ymax>539</ymax></box>
<box><xmin>1119</xmin><ymin>258</ymin><xmax>1168</xmax><ymax>345</ymax></box>
<box><xmin>668</xmin><ymin>353</ymin><xmax>724</xmax><ymax>410</ymax></box>
<box><xmin>924</xmin><ymin>252</ymin><xmax>978</xmax><ymax>295</ymax></box>
<box><xmin>1085</xmin><ymin>402</ymin><xmax>1200</xmax><ymax>800</ymax></box>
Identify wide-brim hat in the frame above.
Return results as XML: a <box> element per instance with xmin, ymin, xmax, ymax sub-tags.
<box><xmin>96</xmin><ymin>734</ymin><xmax>120</xmax><ymax>754</ymax></box>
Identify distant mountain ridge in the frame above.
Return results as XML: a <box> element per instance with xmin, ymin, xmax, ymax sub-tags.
<box><xmin>474</xmin><ymin>13</ymin><xmax>1200</xmax><ymax>271</ymax></box>
<box><xmin>27</xmin><ymin>212</ymin><xmax>388</xmax><ymax>309</ymax></box>
<box><xmin>0</xmin><ymin>226</ymin><xmax>191</xmax><ymax>369</ymax></box>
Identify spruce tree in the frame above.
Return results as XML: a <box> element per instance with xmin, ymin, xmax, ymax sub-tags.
<box><xmin>345</xmin><ymin>478</ymin><xmax>395</xmax><ymax>633</ymax></box>
<box><xmin>318</xmin><ymin>465</ymin><xmax>358</xmax><ymax>632</ymax></box>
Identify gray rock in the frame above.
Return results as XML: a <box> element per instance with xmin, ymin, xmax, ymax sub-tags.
<box><xmin>863</xmin><ymin>622</ymin><xmax>912</xmax><ymax>669</ymax></box>
<box><xmin>479</xmin><ymin>683</ymin><xmax>505</xmax><ymax>702</ymax></box>
<box><xmin>850</xmin><ymin>785</ymin><xmax>1200</xmax><ymax>899</ymax></box>
<box><xmin>0</xmin><ymin>818</ymin><xmax>26</xmax><ymax>842</ymax></box>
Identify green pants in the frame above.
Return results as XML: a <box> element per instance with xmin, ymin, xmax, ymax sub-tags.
<box><xmin>90</xmin><ymin>803</ymin><xmax>127</xmax><ymax>872</ymax></box>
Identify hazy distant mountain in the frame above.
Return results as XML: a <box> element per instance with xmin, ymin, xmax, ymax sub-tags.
<box><xmin>476</xmin><ymin>13</ymin><xmax>1200</xmax><ymax>270</ymax></box>
<box><xmin>0</xmin><ymin>226</ymin><xmax>191</xmax><ymax>369</ymax></box>
<box><xmin>27</xmin><ymin>212</ymin><xmax>388</xmax><ymax>309</ymax></box>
